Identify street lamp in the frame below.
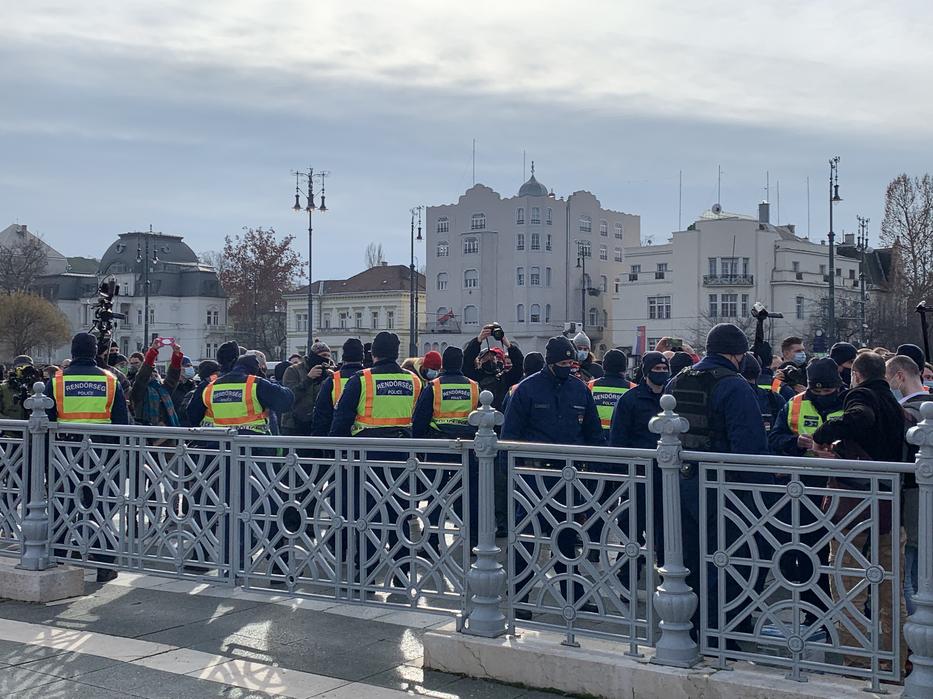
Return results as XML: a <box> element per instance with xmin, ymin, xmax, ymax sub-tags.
<box><xmin>828</xmin><ymin>156</ymin><xmax>842</xmax><ymax>343</ymax></box>
<box><xmin>136</xmin><ymin>225</ymin><xmax>159</xmax><ymax>348</ymax></box>
<box><xmin>856</xmin><ymin>215</ymin><xmax>870</xmax><ymax>346</ymax></box>
<box><xmin>576</xmin><ymin>243</ymin><xmax>590</xmax><ymax>331</ymax></box>
<box><xmin>291</xmin><ymin>167</ymin><xmax>328</xmax><ymax>355</ymax></box>
<box><xmin>409</xmin><ymin>206</ymin><xmax>423</xmax><ymax>357</ymax></box>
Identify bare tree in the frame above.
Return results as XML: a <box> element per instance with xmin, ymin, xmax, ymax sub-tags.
<box><xmin>686</xmin><ymin>312</ymin><xmax>756</xmax><ymax>353</ymax></box>
<box><xmin>0</xmin><ymin>293</ymin><xmax>71</xmax><ymax>358</ymax></box>
<box><xmin>364</xmin><ymin>242</ymin><xmax>386</xmax><ymax>269</ymax></box>
<box><xmin>0</xmin><ymin>235</ymin><xmax>49</xmax><ymax>293</ymax></box>
<box><xmin>199</xmin><ymin>250</ymin><xmax>228</xmax><ymax>276</ymax></box>
<box><xmin>881</xmin><ymin>174</ymin><xmax>933</xmax><ymax>305</ymax></box>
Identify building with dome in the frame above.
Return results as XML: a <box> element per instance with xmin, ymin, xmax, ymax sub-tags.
<box><xmin>31</xmin><ymin>230</ymin><xmax>227</xmax><ymax>362</ymax></box>
<box><xmin>422</xmin><ymin>166</ymin><xmax>641</xmax><ymax>354</ymax></box>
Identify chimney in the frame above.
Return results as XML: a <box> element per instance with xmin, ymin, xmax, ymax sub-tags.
<box><xmin>787</xmin><ymin>224</ymin><xmax>795</xmax><ymax>234</ymax></box>
<box><xmin>758</xmin><ymin>202</ymin><xmax>770</xmax><ymax>224</ymax></box>
<box><xmin>844</xmin><ymin>232</ymin><xmax>855</xmax><ymax>245</ymax></box>
<box><xmin>381</xmin><ymin>260</ymin><xmax>388</xmax><ymax>266</ymax></box>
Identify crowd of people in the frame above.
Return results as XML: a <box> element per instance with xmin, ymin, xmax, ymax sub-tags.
<box><xmin>1</xmin><ymin>319</ymin><xmax>928</xmax><ymax>670</ymax></box>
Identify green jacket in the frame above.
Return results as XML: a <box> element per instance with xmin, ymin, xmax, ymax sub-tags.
<box><xmin>0</xmin><ymin>381</ymin><xmax>28</xmax><ymax>420</ymax></box>
<box><xmin>281</xmin><ymin>359</ymin><xmax>325</xmax><ymax>434</ymax></box>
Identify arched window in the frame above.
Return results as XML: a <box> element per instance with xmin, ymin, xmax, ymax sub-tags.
<box><xmin>464</xmin><ymin>269</ymin><xmax>478</xmax><ymax>288</ymax></box>
<box><xmin>464</xmin><ymin>305</ymin><xmax>478</xmax><ymax>325</ymax></box>
<box><xmin>436</xmin><ymin>306</ymin><xmax>451</xmax><ymax>325</ymax></box>
<box><xmin>589</xmin><ymin>307</ymin><xmax>598</xmax><ymax>327</ymax></box>
<box><xmin>530</xmin><ymin>232</ymin><xmax>540</xmax><ymax>250</ymax></box>
<box><xmin>424</xmin><ymin>342</ymin><xmax>432</xmax><ymax>354</ymax></box>
<box><xmin>579</xmin><ymin>215</ymin><xmax>592</xmax><ymax>233</ymax></box>
<box><xmin>602</xmin><ymin>309</ymin><xmax>608</xmax><ymax>327</ymax></box>
<box><xmin>600</xmin><ymin>275</ymin><xmax>608</xmax><ymax>292</ymax></box>
<box><xmin>530</xmin><ymin>304</ymin><xmax>541</xmax><ymax>323</ymax></box>
<box><xmin>436</xmin><ymin>217</ymin><xmax>449</xmax><ymax>234</ymax></box>
<box><xmin>516</xmin><ymin>267</ymin><xmax>524</xmax><ymax>286</ymax></box>
<box><xmin>517</xmin><ymin>304</ymin><xmax>525</xmax><ymax>322</ymax></box>
<box><xmin>471</xmin><ymin>213</ymin><xmax>485</xmax><ymax>230</ymax></box>
<box><xmin>546</xmin><ymin>208</ymin><xmax>552</xmax><ymax>225</ymax></box>
<box><xmin>600</xmin><ymin>219</ymin><xmax>608</xmax><ymax>236</ymax></box>
<box><xmin>516</xmin><ymin>207</ymin><xmax>524</xmax><ymax>224</ymax></box>
<box><xmin>545</xmin><ymin>304</ymin><xmax>551</xmax><ymax>323</ymax></box>
<box><xmin>436</xmin><ymin>240</ymin><xmax>449</xmax><ymax>257</ymax></box>
<box><xmin>530</xmin><ymin>266</ymin><xmax>540</xmax><ymax>286</ymax></box>
<box><xmin>463</xmin><ymin>237</ymin><xmax>479</xmax><ymax>254</ymax></box>
<box><xmin>614</xmin><ymin>223</ymin><xmax>624</xmax><ymax>239</ymax></box>
<box><xmin>432</xmin><ymin>342</ymin><xmax>439</xmax><ymax>351</ymax></box>
<box><xmin>440</xmin><ymin>342</ymin><xmax>448</xmax><ymax>351</ymax></box>
<box><xmin>436</xmin><ymin>272</ymin><xmax>448</xmax><ymax>290</ymax></box>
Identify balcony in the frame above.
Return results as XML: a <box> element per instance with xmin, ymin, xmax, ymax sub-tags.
<box><xmin>702</xmin><ymin>274</ymin><xmax>754</xmax><ymax>287</ymax></box>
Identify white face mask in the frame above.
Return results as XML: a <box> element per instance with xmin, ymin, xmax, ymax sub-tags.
<box><xmin>925</xmin><ymin>380</ymin><xmax>933</xmax><ymax>389</ymax></box>
<box><xmin>183</xmin><ymin>366</ymin><xmax>196</xmax><ymax>379</ymax></box>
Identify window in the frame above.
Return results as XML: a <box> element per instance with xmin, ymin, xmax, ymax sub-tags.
<box><xmin>708</xmin><ymin>257</ymin><xmax>718</xmax><ymax>276</ymax></box>
<box><xmin>436</xmin><ymin>217</ymin><xmax>449</xmax><ymax>233</ymax></box>
<box><xmin>648</xmin><ymin>295</ymin><xmax>671</xmax><ymax>320</ymax></box>
<box><xmin>600</xmin><ymin>275</ymin><xmax>608</xmax><ymax>292</ymax></box>
<box><xmin>516</xmin><ymin>304</ymin><xmax>525</xmax><ymax>322</ymax></box>
<box><xmin>463</xmin><ymin>238</ymin><xmax>479</xmax><ymax>254</ymax></box>
<box><xmin>819</xmin><ymin>264</ymin><xmax>827</xmax><ymax>275</ymax></box>
<box><xmin>849</xmin><ymin>268</ymin><xmax>856</xmax><ymax>279</ymax></box>
<box><xmin>792</xmin><ymin>261</ymin><xmax>800</xmax><ymax>272</ymax></box>
<box><xmin>464</xmin><ymin>269</ymin><xmax>478</xmax><ymax>288</ymax></box>
<box><xmin>545</xmin><ymin>234</ymin><xmax>552</xmax><ymax>251</ymax></box>
<box><xmin>149</xmin><ymin>308</ymin><xmax>155</xmax><ymax>324</ymax></box>
<box><xmin>545</xmin><ymin>304</ymin><xmax>551</xmax><ymax>323</ymax></box>
<box><xmin>836</xmin><ymin>267</ymin><xmax>842</xmax><ymax>277</ymax></box>
<box><xmin>796</xmin><ymin>296</ymin><xmax>804</xmax><ymax>320</ymax></box>
<box><xmin>600</xmin><ymin>220</ymin><xmax>608</xmax><ymax>236</ymax></box>
<box><xmin>741</xmin><ymin>294</ymin><xmax>749</xmax><ymax>317</ymax></box>
<box><xmin>386</xmin><ymin>310</ymin><xmax>395</xmax><ymax>329</ymax></box>
<box><xmin>206</xmin><ymin>309</ymin><xmax>219</xmax><ymax>326</ymax></box>
<box><xmin>577</xmin><ymin>240</ymin><xmax>591</xmax><ymax>257</ymax></box>
<box><xmin>589</xmin><ymin>307</ymin><xmax>598</xmax><ymax>326</ymax></box>
<box><xmin>436</xmin><ymin>272</ymin><xmax>448</xmax><ymax>290</ymax></box>
<box><xmin>546</xmin><ymin>208</ymin><xmax>552</xmax><ymax>225</ymax></box>
<box><xmin>137</xmin><ymin>309</ymin><xmax>143</xmax><ymax>325</ymax></box>
<box><xmin>656</xmin><ymin>262</ymin><xmax>668</xmax><ymax>280</ymax></box>
<box><xmin>629</xmin><ymin>263</ymin><xmax>640</xmax><ymax>282</ymax></box>
<box><xmin>721</xmin><ymin>293</ymin><xmax>738</xmax><ymax>317</ymax></box>
<box><xmin>516</xmin><ymin>267</ymin><xmax>524</xmax><ymax>286</ymax></box>
<box><xmin>530</xmin><ymin>266</ymin><xmax>540</xmax><ymax>286</ymax></box>
<box><xmin>339</xmin><ymin>312</ymin><xmax>348</xmax><ymax>329</ymax></box>
<box><xmin>323</xmin><ymin>313</ymin><xmax>331</xmax><ymax>329</ymax></box>
<box><xmin>463</xmin><ymin>305</ymin><xmax>478</xmax><ymax>325</ymax></box>
<box><xmin>545</xmin><ymin>267</ymin><xmax>552</xmax><ymax>287</ymax></box>
<box><xmin>530</xmin><ymin>304</ymin><xmax>541</xmax><ymax>323</ymax></box>
<box><xmin>530</xmin><ymin>232</ymin><xmax>540</xmax><ymax>250</ymax></box>
<box><xmin>599</xmin><ymin>245</ymin><xmax>608</xmax><ymax>260</ymax></box>
<box><xmin>722</xmin><ymin>257</ymin><xmax>738</xmax><ymax>276</ymax></box>
<box><xmin>424</xmin><ymin>342</ymin><xmax>431</xmax><ymax>354</ymax></box>
<box><xmin>355</xmin><ymin>312</ymin><xmax>363</xmax><ymax>329</ymax></box>
<box><xmin>614</xmin><ymin>278</ymin><xmax>620</xmax><ymax>293</ymax></box>
<box><xmin>372</xmin><ymin>311</ymin><xmax>379</xmax><ymax>328</ymax></box>
<box><xmin>516</xmin><ymin>233</ymin><xmax>525</xmax><ymax>251</ymax></box>
<box><xmin>516</xmin><ymin>207</ymin><xmax>524</xmax><ymax>224</ymax></box>
<box><xmin>614</xmin><ymin>247</ymin><xmax>623</xmax><ymax>262</ymax></box>
<box><xmin>603</xmin><ymin>309</ymin><xmax>608</xmax><ymax>327</ymax></box>
<box><xmin>471</xmin><ymin>213</ymin><xmax>485</xmax><ymax>230</ymax></box>
<box><xmin>436</xmin><ymin>240</ymin><xmax>449</xmax><ymax>257</ymax></box>
<box><xmin>295</xmin><ymin>313</ymin><xmax>308</xmax><ymax>332</ymax></box>
<box><xmin>742</xmin><ymin>257</ymin><xmax>750</xmax><ymax>275</ymax></box>
<box><xmin>709</xmin><ymin>294</ymin><xmax>718</xmax><ymax>318</ymax></box>
<box><xmin>531</xmin><ymin>207</ymin><xmax>540</xmax><ymax>224</ymax></box>
<box><xmin>614</xmin><ymin>223</ymin><xmax>623</xmax><ymax>239</ymax></box>
<box><xmin>579</xmin><ymin>215</ymin><xmax>592</xmax><ymax>232</ymax></box>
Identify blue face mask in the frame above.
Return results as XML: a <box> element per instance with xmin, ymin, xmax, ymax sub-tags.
<box><xmin>891</xmin><ymin>387</ymin><xmax>903</xmax><ymax>402</ymax></box>
<box><xmin>649</xmin><ymin>370</ymin><xmax>670</xmax><ymax>386</ymax></box>
<box><xmin>425</xmin><ymin>369</ymin><xmax>439</xmax><ymax>380</ymax></box>
<box><xmin>925</xmin><ymin>381</ymin><xmax>933</xmax><ymax>390</ymax></box>
<box><xmin>793</xmin><ymin>351</ymin><xmax>807</xmax><ymax>366</ymax></box>
<box><xmin>552</xmin><ymin>365</ymin><xmax>572</xmax><ymax>380</ymax></box>
<box><xmin>575</xmin><ymin>350</ymin><xmax>588</xmax><ymax>362</ymax></box>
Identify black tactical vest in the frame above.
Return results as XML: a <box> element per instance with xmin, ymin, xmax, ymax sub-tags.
<box><xmin>669</xmin><ymin>366</ymin><xmax>736</xmax><ymax>451</ymax></box>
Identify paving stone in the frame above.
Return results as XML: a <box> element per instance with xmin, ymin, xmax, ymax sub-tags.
<box><xmin>0</xmin><ymin>666</ymin><xmax>66</xmax><ymax>695</ymax></box>
<box><xmin>78</xmin><ymin>662</ymin><xmax>262</xmax><ymax>699</ymax></box>
<box><xmin>7</xmin><ymin>677</ymin><xmax>135</xmax><ymax>699</ymax></box>
<box><xmin>0</xmin><ymin>639</ymin><xmax>68</xmax><ymax>667</ymax></box>
<box><xmin>17</xmin><ymin>649</ymin><xmax>121</xmax><ymax>679</ymax></box>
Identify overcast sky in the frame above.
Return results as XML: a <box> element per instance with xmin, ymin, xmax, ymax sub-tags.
<box><xmin>2</xmin><ymin>1</ymin><xmax>931</xmax><ymax>280</ymax></box>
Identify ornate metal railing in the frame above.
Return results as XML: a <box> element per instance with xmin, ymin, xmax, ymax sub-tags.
<box><xmin>1</xmin><ymin>384</ymin><xmax>931</xmax><ymax>697</ymax></box>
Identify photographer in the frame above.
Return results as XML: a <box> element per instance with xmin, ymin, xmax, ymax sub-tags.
<box><xmin>463</xmin><ymin>322</ymin><xmax>523</xmax><ymax>410</ymax></box>
<box><xmin>0</xmin><ymin>356</ymin><xmax>40</xmax><ymax>420</ymax></box>
<box><xmin>281</xmin><ymin>340</ymin><xmax>334</xmax><ymax>435</ymax></box>
<box><xmin>130</xmin><ymin>338</ymin><xmax>183</xmax><ymax>427</ymax></box>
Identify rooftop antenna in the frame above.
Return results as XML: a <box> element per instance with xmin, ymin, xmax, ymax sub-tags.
<box><xmin>776</xmin><ymin>180</ymin><xmax>781</xmax><ymax>224</ymax></box>
<box><xmin>717</xmin><ymin>164</ymin><xmax>723</xmax><ymax>207</ymax></box>
<box><xmin>678</xmin><ymin>169</ymin><xmax>683</xmax><ymax>230</ymax></box>
<box><xmin>472</xmin><ymin>139</ymin><xmax>476</xmax><ymax>186</ymax></box>
<box><xmin>765</xmin><ymin>171</ymin><xmax>770</xmax><ymax>203</ymax></box>
<box><xmin>523</xmin><ymin>150</ymin><xmax>526</xmax><ymax>180</ymax></box>
<box><xmin>806</xmin><ymin>175</ymin><xmax>811</xmax><ymax>239</ymax></box>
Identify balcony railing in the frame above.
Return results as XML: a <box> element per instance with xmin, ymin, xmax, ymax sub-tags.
<box><xmin>702</xmin><ymin>274</ymin><xmax>755</xmax><ymax>286</ymax></box>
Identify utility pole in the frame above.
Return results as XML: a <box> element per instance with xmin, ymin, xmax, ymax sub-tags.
<box><xmin>292</xmin><ymin>168</ymin><xmax>329</xmax><ymax>353</ymax></box>
<box><xmin>409</xmin><ymin>206</ymin><xmax>423</xmax><ymax>357</ymax></box>
<box><xmin>136</xmin><ymin>225</ymin><xmax>158</xmax><ymax>348</ymax></box>
<box><xmin>857</xmin><ymin>215</ymin><xmax>870</xmax><ymax>346</ymax></box>
<box><xmin>828</xmin><ymin>156</ymin><xmax>842</xmax><ymax>343</ymax></box>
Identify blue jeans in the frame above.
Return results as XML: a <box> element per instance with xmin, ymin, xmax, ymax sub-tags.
<box><xmin>905</xmin><ymin>543</ymin><xmax>919</xmax><ymax>616</ymax></box>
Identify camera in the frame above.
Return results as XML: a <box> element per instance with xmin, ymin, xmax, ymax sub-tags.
<box><xmin>486</xmin><ymin>323</ymin><xmax>505</xmax><ymax>341</ymax></box>
<box><xmin>90</xmin><ymin>278</ymin><xmax>126</xmax><ymax>357</ymax></box>
<box><xmin>751</xmin><ymin>302</ymin><xmax>783</xmax><ymax>320</ymax></box>
<box><xmin>8</xmin><ymin>364</ymin><xmax>41</xmax><ymax>406</ymax></box>
<box><xmin>781</xmin><ymin>364</ymin><xmax>807</xmax><ymax>389</ymax></box>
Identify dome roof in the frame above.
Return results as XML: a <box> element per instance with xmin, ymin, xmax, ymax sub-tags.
<box><xmin>518</xmin><ymin>173</ymin><xmax>549</xmax><ymax>197</ymax></box>
<box><xmin>99</xmin><ymin>232</ymin><xmax>198</xmax><ymax>276</ymax></box>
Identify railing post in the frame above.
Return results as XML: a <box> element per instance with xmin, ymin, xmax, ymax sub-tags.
<box><xmin>462</xmin><ymin>389</ymin><xmax>506</xmax><ymax>637</ymax></box>
<box><xmin>648</xmin><ymin>394</ymin><xmax>700</xmax><ymax>667</ymax></box>
<box><xmin>904</xmin><ymin>401</ymin><xmax>933</xmax><ymax>698</ymax></box>
<box><xmin>18</xmin><ymin>382</ymin><xmax>54</xmax><ymax>572</ymax></box>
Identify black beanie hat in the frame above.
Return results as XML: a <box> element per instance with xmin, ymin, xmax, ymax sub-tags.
<box><xmin>442</xmin><ymin>346</ymin><xmax>464</xmax><ymax>371</ymax></box>
<box><xmin>740</xmin><ymin>352</ymin><xmax>761</xmax><ymax>381</ymax></box>
<box><xmin>545</xmin><ymin>336</ymin><xmax>575</xmax><ymax>364</ymax></box>
<box><xmin>197</xmin><ymin>359</ymin><xmax>220</xmax><ymax>381</ymax></box>
<box><xmin>522</xmin><ymin>352</ymin><xmax>545</xmax><ymax>375</ymax></box>
<box><xmin>602</xmin><ymin>349</ymin><xmax>627</xmax><ymax>375</ymax></box>
<box><xmin>641</xmin><ymin>351</ymin><xmax>669</xmax><ymax>374</ymax></box>
<box><xmin>342</xmin><ymin>338</ymin><xmax>365</xmax><ymax>363</ymax></box>
<box><xmin>897</xmin><ymin>344</ymin><xmax>925</xmax><ymax>371</ymax></box>
<box><xmin>108</xmin><ymin>353</ymin><xmax>128</xmax><ymax>366</ymax></box>
<box><xmin>71</xmin><ymin>332</ymin><xmax>98</xmax><ymax>360</ymax></box>
<box><xmin>706</xmin><ymin>323</ymin><xmax>749</xmax><ymax>355</ymax></box>
<box><xmin>669</xmin><ymin>351</ymin><xmax>694</xmax><ymax>376</ymax></box>
<box><xmin>830</xmin><ymin>342</ymin><xmax>858</xmax><ymax>366</ymax></box>
<box><xmin>807</xmin><ymin>357</ymin><xmax>841</xmax><ymax>389</ymax></box>
<box><xmin>217</xmin><ymin>341</ymin><xmax>240</xmax><ymax>372</ymax></box>
<box><xmin>371</xmin><ymin>331</ymin><xmax>400</xmax><ymax>360</ymax></box>
<box><xmin>234</xmin><ymin>354</ymin><xmax>261</xmax><ymax>376</ymax></box>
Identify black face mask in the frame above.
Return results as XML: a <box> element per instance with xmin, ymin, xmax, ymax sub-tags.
<box><xmin>811</xmin><ymin>392</ymin><xmax>840</xmax><ymax>411</ymax></box>
<box><xmin>840</xmin><ymin>368</ymin><xmax>852</xmax><ymax>385</ymax></box>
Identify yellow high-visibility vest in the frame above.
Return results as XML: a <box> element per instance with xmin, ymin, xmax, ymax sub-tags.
<box><xmin>787</xmin><ymin>394</ymin><xmax>843</xmax><ymax>436</ymax></box>
<box><xmin>332</xmin><ymin>370</ymin><xmax>353</xmax><ymax>404</ymax></box>
<box><xmin>203</xmin><ymin>375</ymin><xmax>269</xmax><ymax>431</ymax></box>
<box><xmin>588</xmin><ymin>379</ymin><xmax>634</xmax><ymax>429</ymax></box>
<box><xmin>429</xmin><ymin>377</ymin><xmax>479</xmax><ymax>429</ymax></box>
<box><xmin>52</xmin><ymin>371</ymin><xmax>117</xmax><ymax>423</ymax></box>
<box><xmin>352</xmin><ymin>369</ymin><xmax>421</xmax><ymax>435</ymax></box>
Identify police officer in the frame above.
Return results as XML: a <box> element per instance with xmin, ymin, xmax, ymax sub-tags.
<box><xmin>0</xmin><ymin>355</ymin><xmax>39</xmax><ymax>420</ymax></box>
<box><xmin>311</xmin><ymin>338</ymin><xmax>365</xmax><ymax>436</ymax></box>
<box><xmin>609</xmin><ymin>352</ymin><xmax>668</xmax><ymax>449</ymax></box>
<box><xmin>47</xmin><ymin>333</ymin><xmax>129</xmax><ymax>582</ymax></box>
<box><xmin>412</xmin><ymin>346</ymin><xmax>479</xmax><ymax>439</ymax></box>
<box><xmin>589</xmin><ymin>349</ymin><xmax>635</xmax><ymax>434</ymax></box>
<box><xmin>500</xmin><ymin>352</ymin><xmax>544</xmax><ymax>414</ymax></box>
<box><xmin>739</xmin><ymin>353</ymin><xmax>786</xmax><ymax>433</ymax></box>
<box><xmin>667</xmin><ymin>323</ymin><xmax>769</xmax><ymax>637</ymax></box>
<box><xmin>769</xmin><ymin>358</ymin><xmax>843</xmax><ymax>456</ymax></box>
<box><xmin>330</xmin><ymin>332</ymin><xmax>421</xmax><ymax>438</ymax></box>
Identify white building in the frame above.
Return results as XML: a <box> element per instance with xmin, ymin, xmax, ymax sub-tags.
<box><xmin>283</xmin><ymin>263</ymin><xmax>425</xmax><ymax>362</ymax></box>
<box><xmin>423</xmin><ymin>169</ymin><xmax>641</xmax><ymax>354</ymax></box>
<box><xmin>612</xmin><ymin>202</ymin><xmax>883</xmax><ymax>354</ymax></box>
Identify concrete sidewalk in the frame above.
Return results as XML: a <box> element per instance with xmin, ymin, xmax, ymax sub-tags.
<box><xmin>0</xmin><ymin>572</ymin><xmax>567</xmax><ymax>698</ymax></box>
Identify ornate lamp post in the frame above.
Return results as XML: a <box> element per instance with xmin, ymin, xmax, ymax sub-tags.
<box><xmin>827</xmin><ymin>156</ymin><xmax>842</xmax><ymax>342</ymax></box>
<box><xmin>291</xmin><ymin>168</ymin><xmax>328</xmax><ymax>353</ymax></box>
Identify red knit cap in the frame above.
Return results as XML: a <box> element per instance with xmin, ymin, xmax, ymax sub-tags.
<box><xmin>423</xmin><ymin>351</ymin><xmax>443</xmax><ymax>370</ymax></box>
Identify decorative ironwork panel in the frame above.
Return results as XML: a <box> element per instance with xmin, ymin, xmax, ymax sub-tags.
<box><xmin>699</xmin><ymin>461</ymin><xmax>902</xmax><ymax>690</ymax></box>
<box><xmin>0</xmin><ymin>421</ymin><xmax>28</xmax><ymax>554</ymax></box>
<box><xmin>507</xmin><ymin>448</ymin><xmax>656</xmax><ymax>650</ymax></box>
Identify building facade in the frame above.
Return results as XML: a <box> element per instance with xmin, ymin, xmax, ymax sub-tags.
<box><xmin>284</xmin><ymin>263</ymin><xmax>425</xmax><ymax>362</ymax></box>
<box><xmin>422</xmin><ymin>170</ymin><xmax>641</xmax><ymax>354</ymax></box>
<box><xmin>612</xmin><ymin>202</ymin><xmax>885</xmax><ymax>354</ymax></box>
